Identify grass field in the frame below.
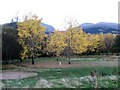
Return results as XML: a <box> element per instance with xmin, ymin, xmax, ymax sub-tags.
<box><xmin>1</xmin><ymin>56</ymin><xmax>119</xmax><ymax>88</ymax></box>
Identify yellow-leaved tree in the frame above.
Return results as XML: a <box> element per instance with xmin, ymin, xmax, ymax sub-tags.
<box><xmin>86</xmin><ymin>34</ymin><xmax>100</xmax><ymax>54</ymax></box>
<box><xmin>17</xmin><ymin>14</ymin><xmax>46</xmax><ymax>64</ymax></box>
<box><xmin>96</xmin><ymin>33</ymin><xmax>106</xmax><ymax>54</ymax></box>
<box><xmin>104</xmin><ymin>33</ymin><xmax>115</xmax><ymax>54</ymax></box>
<box><xmin>45</xmin><ymin>30</ymin><xmax>67</xmax><ymax>57</ymax></box>
<box><xmin>66</xmin><ymin>26</ymin><xmax>88</xmax><ymax>55</ymax></box>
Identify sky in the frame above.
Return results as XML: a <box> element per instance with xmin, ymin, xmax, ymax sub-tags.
<box><xmin>0</xmin><ymin>0</ymin><xmax>119</xmax><ymax>30</ymax></box>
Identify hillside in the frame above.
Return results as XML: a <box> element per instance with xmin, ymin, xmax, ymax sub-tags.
<box><xmin>2</xmin><ymin>22</ymin><xmax>120</xmax><ymax>34</ymax></box>
<box><xmin>80</xmin><ymin>22</ymin><xmax>120</xmax><ymax>34</ymax></box>
<box><xmin>3</xmin><ymin>22</ymin><xmax>55</xmax><ymax>34</ymax></box>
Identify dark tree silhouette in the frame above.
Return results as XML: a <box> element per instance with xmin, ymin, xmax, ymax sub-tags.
<box><xmin>2</xmin><ymin>25</ymin><xmax>22</xmax><ymax>64</ymax></box>
<box><xmin>114</xmin><ymin>34</ymin><xmax>120</xmax><ymax>53</ymax></box>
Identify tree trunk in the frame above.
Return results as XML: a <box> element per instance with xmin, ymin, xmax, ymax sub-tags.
<box><xmin>32</xmin><ymin>55</ymin><xmax>34</xmax><ymax>65</ymax></box>
<box><xmin>5</xmin><ymin>59</ymin><xmax>9</xmax><ymax>64</ymax></box>
<box><xmin>20</xmin><ymin>58</ymin><xmax>22</xmax><ymax>62</ymax></box>
<box><xmin>68</xmin><ymin>56</ymin><xmax>71</xmax><ymax>64</ymax></box>
<box><xmin>68</xmin><ymin>60</ymin><xmax>71</xmax><ymax>64</ymax></box>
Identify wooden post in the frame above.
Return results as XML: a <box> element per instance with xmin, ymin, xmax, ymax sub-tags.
<box><xmin>58</xmin><ymin>61</ymin><xmax>61</xmax><ymax>70</ymax></box>
<box><xmin>91</xmin><ymin>71</ymin><xmax>98</xmax><ymax>88</ymax></box>
<box><xmin>95</xmin><ymin>76</ymin><xmax>98</xmax><ymax>88</ymax></box>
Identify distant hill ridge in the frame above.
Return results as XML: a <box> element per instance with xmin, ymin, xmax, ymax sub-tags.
<box><xmin>3</xmin><ymin>22</ymin><xmax>55</xmax><ymax>34</ymax></box>
<box><xmin>2</xmin><ymin>22</ymin><xmax>120</xmax><ymax>34</ymax></box>
<box><xmin>80</xmin><ymin>22</ymin><xmax>120</xmax><ymax>34</ymax></box>
<box><xmin>41</xmin><ymin>23</ymin><xmax>54</xmax><ymax>34</ymax></box>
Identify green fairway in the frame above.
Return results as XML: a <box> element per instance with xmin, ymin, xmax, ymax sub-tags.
<box><xmin>1</xmin><ymin>66</ymin><xmax>119</xmax><ymax>88</ymax></box>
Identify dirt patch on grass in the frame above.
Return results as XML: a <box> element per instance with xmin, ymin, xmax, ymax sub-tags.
<box><xmin>16</xmin><ymin>60</ymin><xmax>118</xmax><ymax>68</ymax></box>
<box><xmin>0</xmin><ymin>70</ymin><xmax>38</xmax><ymax>80</ymax></box>
<box><xmin>2</xmin><ymin>64</ymin><xmax>20</xmax><ymax>70</ymax></box>
<box><xmin>104</xmin><ymin>56</ymin><xmax>120</xmax><ymax>61</ymax></box>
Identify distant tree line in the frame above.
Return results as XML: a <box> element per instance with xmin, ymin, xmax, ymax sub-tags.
<box><xmin>2</xmin><ymin>15</ymin><xmax>120</xmax><ymax>64</ymax></box>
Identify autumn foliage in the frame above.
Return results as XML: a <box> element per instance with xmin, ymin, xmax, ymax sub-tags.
<box><xmin>2</xmin><ymin>15</ymin><xmax>120</xmax><ymax>62</ymax></box>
